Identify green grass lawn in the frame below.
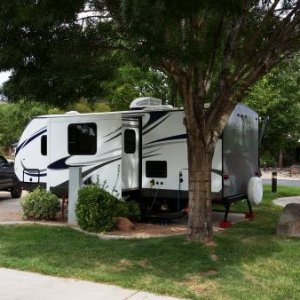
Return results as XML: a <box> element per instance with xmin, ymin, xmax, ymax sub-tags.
<box><xmin>1</xmin><ymin>185</ymin><xmax>300</xmax><ymax>299</ymax></box>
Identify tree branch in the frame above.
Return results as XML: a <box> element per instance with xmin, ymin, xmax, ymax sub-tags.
<box><xmin>78</xmin><ymin>15</ymin><xmax>111</xmax><ymax>21</ymax></box>
<box><xmin>204</xmin><ymin>17</ymin><xmax>224</xmax><ymax>94</ymax></box>
<box><xmin>210</xmin><ymin>15</ymin><xmax>243</xmax><ymax>107</ymax></box>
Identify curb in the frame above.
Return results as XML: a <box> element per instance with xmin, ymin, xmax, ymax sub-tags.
<box><xmin>273</xmin><ymin>197</ymin><xmax>300</xmax><ymax>207</ymax></box>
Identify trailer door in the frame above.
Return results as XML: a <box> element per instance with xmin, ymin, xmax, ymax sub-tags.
<box><xmin>122</xmin><ymin>118</ymin><xmax>141</xmax><ymax>191</ymax></box>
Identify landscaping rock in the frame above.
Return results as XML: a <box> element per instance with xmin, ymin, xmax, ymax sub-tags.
<box><xmin>115</xmin><ymin>217</ymin><xmax>135</xmax><ymax>231</ymax></box>
<box><xmin>276</xmin><ymin>203</ymin><xmax>300</xmax><ymax>237</ymax></box>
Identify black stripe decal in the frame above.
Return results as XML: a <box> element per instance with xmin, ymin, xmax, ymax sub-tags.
<box><xmin>48</xmin><ymin>156</ymin><xmax>71</xmax><ymax>170</ymax></box>
<box><xmin>21</xmin><ymin>161</ymin><xmax>47</xmax><ymax>177</ymax></box>
<box><xmin>142</xmin><ymin>111</ymin><xmax>169</xmax><ymax>130</ymax></box>
<box><xmin>212</xmin><ymin>169</ymin><xmax>222</xmax><ymax>176</ymax></box>
<box><xmin>16</xmin><ymin>128</ymin><xmax>47</xmax><ymax>155</ymax></box>
<box><xmin>143</xmin><ymin>115</ymin><xmax>170</xmax><ymax>135</ymax></box>
<box><xmin>143</xmin><ymin>140</ymin><xmax>185</xmax><ymax>150</ymax></box>
<box><xmin>23</xmin><ymin>171</ymin><xmax>47</xmax><ymax>177</ymax></box>
<box><xmin>82</xmin><ymin>157</ymin><xmax>121</xmax><ymax>177</ymax></box>
<box><xmin>142</xmin><ymin>154</ymin><xmax>161</xmax><ymax>159</ymax></box>
<box><xmin>142</xmin><ymin>148</ymin><xmax>162</xmax><ymax>156</ymax></box>
<box><xmin>50</xmin><ymin>157</ymin><xmax>122</xmax><ymax>192</ymax></box>
<box><xmin>103</xmin><ymin>127</ymin><xmax>122</xmax><ymax>138</ymax></box>
<box><xmin>146</xmin><ymin>134</ymin><xmax>187</xmax><ymax>145</ymax></box>
<box><xmin>105</xmin><ymin>132</ymin><xmax>122</xmax><ymax>143</ymax></box>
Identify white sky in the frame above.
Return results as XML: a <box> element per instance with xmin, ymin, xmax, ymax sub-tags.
<box><xmin>0</xmin><ymin>71</ymin><xmax>10</xmax><ymax>86</ymax></box>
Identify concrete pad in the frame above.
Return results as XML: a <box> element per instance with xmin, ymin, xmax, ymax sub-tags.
<box><xmin>212</xmin><ymin>211</ymin><xmax>245</xmax><ymax>225</ymax></box>
<box><xmin>212</xmin><ymin>211</ymin><xmax>246</xmax><ymax>232</ymax></box>
<box><xmin>273</xmin><ymin>197</ymin><xmax>300</xmax><ymax>207</ymax></box>
<box><xmin>0</xmin><ymin>268</ymin><xmax>182</xmax><ymax>300</ymax></box>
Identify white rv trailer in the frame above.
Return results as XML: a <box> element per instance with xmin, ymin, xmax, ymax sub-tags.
<box><xmin>15</xmin><ymin>98</ymin><xmax>261</xmax><ymax>220</ymax></box>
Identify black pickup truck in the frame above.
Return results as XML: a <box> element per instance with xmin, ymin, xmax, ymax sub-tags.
<box><xmin>0</xmin><ymin>155</ymin><xmax>22</xmax><ymax>198</ymax></box>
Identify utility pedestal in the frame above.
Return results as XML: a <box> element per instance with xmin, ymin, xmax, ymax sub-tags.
<box><xmin>272</xmin><ymin>171</ymin><xmax>277</xmax><ymax>193</ymax></box>
<box><xmin>68</xmin><ymin>167</ymin><xmax>82</xmax><ymax>225</ymax></box>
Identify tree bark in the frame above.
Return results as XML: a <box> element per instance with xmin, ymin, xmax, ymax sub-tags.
<box><xmin>168</xmin><ymin>67</ymin><xmax>235</xmax><ymax>243</ymax></box>
<box><xmin>187</xmin><ymin>132</ymin><xmax>214</xmax><ymax>242</ymax></box>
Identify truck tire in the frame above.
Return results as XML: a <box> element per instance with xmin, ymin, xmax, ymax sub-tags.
<box><xmin>11</xmin><ymin>186</ymin><xmax>22</xmax><ymax>198</ymax></box>
<box><xmin>247</xmin><ymin>177</ymin><xmax>263</xmax><ymax>205</ymax></box>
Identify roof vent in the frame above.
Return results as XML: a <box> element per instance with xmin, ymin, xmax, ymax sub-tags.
<box><xmin>130</xmin><ymin>97</ymin><xmax>162</xmax><ymax>110</ymax></box>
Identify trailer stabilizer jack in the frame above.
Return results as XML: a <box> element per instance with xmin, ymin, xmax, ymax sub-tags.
<box><xmin>219</xmin><ymin>221</ymin><xmax>232</xmax><ymax>228</ymax></box>
<box><xmin>245</xmin><ymin>212</ymin><xmax>256</xmax><ymax>219</ymax></box>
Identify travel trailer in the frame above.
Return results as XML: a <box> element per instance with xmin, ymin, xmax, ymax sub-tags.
<box><xmin>14</xmin><ymin>98</ymin><xmax>262</xmax><ymax>220</ymax></box>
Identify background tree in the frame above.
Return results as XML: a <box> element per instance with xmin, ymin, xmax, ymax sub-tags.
<box><xmin>0</xmin><ymin>0</ymin><xmax>119</xmax><ymax>106</ymax></box>
<box><xmin>246</xmin><ymin>55</ymin><xmax>300</xmax><ymax>167</ymax></box>
<box><xmin>0</xmin><ymin>101</ymin><xmax>49</xmax><ymax>153</ymax></box>
<box><xmin>101</xmin><ymin>64</ymin><xmax>172</xmax><ymax>110</ymax></box>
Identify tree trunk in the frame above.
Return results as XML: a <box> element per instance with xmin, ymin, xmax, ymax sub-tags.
<box><xmin>170</xmin><ymin>70</ymin><xmax>235</xmax><ymax>243</ymax></box>
<box><xmin>187</xmin><ymin>131</ymin><xmax>214</xmax><ymax>242</ymax></box>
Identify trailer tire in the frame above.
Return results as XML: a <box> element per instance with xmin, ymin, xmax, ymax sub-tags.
<box><xmin>11</xmin><ymin>185</ymin><xmax>22</xmax><ymax>198</ymax></box>
<box><xmin>247</xmin><ymin>177</ymin><xmax>263</xmax><ymax>205</ymax></box>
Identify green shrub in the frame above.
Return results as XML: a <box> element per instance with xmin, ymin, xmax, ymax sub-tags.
<box><xmin>115</xmin><ymin>199</ymin><xmax>129</xmax><ymax>218</ymax></box>
<box><xmin>76</xmin><ymin>184</ymin><xmax>118</xmax><ymax>232</ymax></box>
<box><xmin>260</xmin><ymin>152</ymin><xmax>276</xmax><ymax>168</ymax></box>
<box><xmin>76</xmin><ymin>184</ymin><xmax>141</xmax><ymax>232</ymax></box>
<box><xmin>126</xmin><ymin>201</ymin><xmax>141</xmax><ymax>221</ymax></box>
<box><xmin>21</xmin><ymin>187</ymin><xmax>60</xmax><ymax>220</ymax></box>
<box><xmin>114</xmin><ymin>199</ymin><xmax>141</xmax><ymax>220</ymax></box>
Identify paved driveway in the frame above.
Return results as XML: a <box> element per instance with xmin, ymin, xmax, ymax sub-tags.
<box><xmin>262</xmin><ymin>178</ymin><xmax>300</xmax><ymax>187</ymax></box>
<box><xmin>0</xmin><ymin>191</ymin><xmax>23</xmax><ymax>222</ymax></box>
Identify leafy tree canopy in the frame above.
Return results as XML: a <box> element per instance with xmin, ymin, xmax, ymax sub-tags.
<box><xmin>0</xmin><ymin>0</ymin><xmax>119</xmax><ymax>106</ymax></box>
<box><xmin>246</xmin><ymin>54</ymin><xmax>300</xmax><ymax>166</ymax></box>
<box><xmin>0</xmin><ymin>101</ymin><xmax>49</xmax><ymax>152</ymax></box>
<box><xmin>101</xmin><ymin>64</ymin><xmax>172</xmax><ymax>110</ymax></box>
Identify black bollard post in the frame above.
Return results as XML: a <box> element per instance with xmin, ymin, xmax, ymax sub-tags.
<box><xmin>272</xmin><ymin>171</ymin><xmax>277</xmax><ymax>193</ymax></box>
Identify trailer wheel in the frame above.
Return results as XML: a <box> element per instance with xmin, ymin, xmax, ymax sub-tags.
<box><xmin>11</xmin><ymin>185</ymin><xmax>22</xmax><ymax>198</ymax></box>
<box><xmin>247</xmin><ymin>177</ymin><xmax>263</xmax><ymax>205</ymax></box>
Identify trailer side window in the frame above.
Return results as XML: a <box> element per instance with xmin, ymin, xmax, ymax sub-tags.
<box><xmin>68</xmin><ymin>123</ymin><xmax>97</xmax><ymax>155</ymax></box>
<box><xmin>41</xmin><ymin>135</ymin><xmax>47</xmax><ymax>156</ymax></box>
<box><xmin>146</xmin><ymin>161</ymin><xmax>167</xmax><ymax>178</ymax></box>
<box><xmin>124</xmin><ymin>129</ymin><xmax>136</xmax><ymax>154</ymax></box>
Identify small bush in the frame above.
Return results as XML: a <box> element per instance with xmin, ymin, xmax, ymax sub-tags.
<box><xmin>114</xmin><ymin>199</ymin><xmax>141</xmax><ymax>220</ymax></box>
<box><xmin>115</xmin><ymin>199</ymin><xmax>129</xmax><ymax>218</ymax></box>
<box><xmin>76</xmin><ymin>184</ymin><xmax>141</xmax><ymax>232</ymax></box>
<box><xmin>126</xmin><ymin>201</ymin><xmax>141</xmax><ymax>221</ymax></box>
<box><xmin>76</xmin><ymin>184</ymin><xmax>117</xmax><ymax>232</ymax></box>
<box><xmin>21</xmin><ymin>187</ymin><xmax>60</xmax><ymax>220</ymax></box>
<box><xmin>260</xmin><ymin>153</ymin><xmax>276</xmax><ymax>168</ymax></box>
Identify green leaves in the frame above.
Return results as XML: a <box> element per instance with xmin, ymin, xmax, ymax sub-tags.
<box><xmin>21</xmin><ymin>187</ymin><xmax>60</xmax><ymax>220</ymax></box>
<box><xmin>0</xmin><ymin>101</ymin><xmax>49</xmax><ymax>150</ymax></box>
<box><xmin>102</xmin><ymin>64</ymin><xmax>171</xmax><ymax>110</ymax></box>
<box><xmin>245</xmin><ymin>54</ymin><xmax>300</xmax><ymax>165</ymax></box>
<box><xmin>0</xmin><ymin>0</ymin><xmax>119</xmax><ymax>105</ymax></box>
<box><xmin>76</xmin><ymin>184</ymin><xmax>119</xmax><ymax>232</ymax></box>
<box><xmin>76</xmin><ymin>184</ymin><xmax>141</xmax><ymax>232</ymax></box>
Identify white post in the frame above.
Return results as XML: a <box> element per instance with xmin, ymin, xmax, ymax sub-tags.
<box><xmin>46</xmin><ymin>179</ymin><xmax>50</xmax><ymax>192</ymax></box>
<box><xmin>68</xmin><ymin>167</ymin><xmax>82</xmax><ymax>225</ymax></box>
